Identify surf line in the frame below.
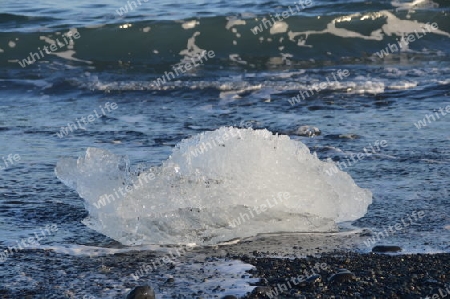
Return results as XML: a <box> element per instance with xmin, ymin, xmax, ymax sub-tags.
<box><xmin>152</xmin><ymin>50</ymin><xmax>215</xmax><ymax>88</ymax></box>
<box><xmin>288</xmin><ymin>69</ymin><xmax>350</xmax><ymax>106</ymax></box>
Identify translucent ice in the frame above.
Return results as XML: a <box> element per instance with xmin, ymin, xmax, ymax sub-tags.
<box><xmin>55</xmin><ymin>127</ymin><xmax>372</xmax><ymax>245</ymax></box>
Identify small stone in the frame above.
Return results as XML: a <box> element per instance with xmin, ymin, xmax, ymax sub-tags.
<box><xmin>359</xmin><ymin>229</ymin><xmax>373</xmax><ymax>237</ymax></box>
<box><xmin>304</xmin><ymin>274</ymin><xmax>321</xmax><ymax>283</ymax></box>
<box><xmin>126</xmin><ymin>285</ymin><xmax>156</xmax><ymax>299</ymax></box>
<box><xmin>252</xmin><ymin>250</ymin><xmax>261</xmax><ymax>257</ymax></box>
<box><xmin>328</xmin><ymin>271</ymin><xmax>356</xmax><ymax>283</ymax></box>
<box><xmin>222</xmin><ymin>296</ymin><xmax>238</xmax><ymax>299</ymax></box>
<box><xmin>252</xmin><ymin>286</ymin><xmax>272</xmax><ymax>295</ymax></box>
<box><xmin>338</xmin><ymin>134</ymin><xmax>359</xmax><ymax>139</ymax></box>
<box><xmin>372</xmin><ymin>245</ymin><xmax>402</xmax><ymax>253</ymax></box>
<box><xmin>294</xmin><ymin>125</ymin><xmax>321</xmax><ymax>137</ymax></box>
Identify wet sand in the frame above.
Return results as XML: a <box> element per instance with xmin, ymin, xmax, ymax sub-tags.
<box><xmin>1</xmin><ymin>232</ymin><xmax>448</xmax><ymax>298</ymax></box>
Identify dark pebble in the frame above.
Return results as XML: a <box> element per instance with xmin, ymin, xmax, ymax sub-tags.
<box><xmin>252</xmin><ymin>286</ymin><xmax>272</xmax><ymax>295</ymax></box>
<box><xmin>222</xmin><ymin>296</ymin><xmax>238</xmax><ymax>299</ymax></box>
<box><xmin>294</xmin><ymin>125</ymin><xmax>321</xmax><ymax>137</ymax></box>
<box><xmin>372</xmin><ymin>245</ymin><xmax>402</xmax><ymax>253</ymax></box>
<box><xmin>304</xmin><ymin>274</ymin><xmax>321</xmax><ymax>283</ymax></box>
<box><xmin>126</xmin><ymin>285</ymin><xmax>156</xmax><ymax>299</ymax></box>
<box><xmin>328</xmin><ymin>271</ymin><xmax>356</xmax><ymax>283</ymax></box>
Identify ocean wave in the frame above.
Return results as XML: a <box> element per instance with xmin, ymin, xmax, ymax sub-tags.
<box><xmin>1</xmin><ymin>10</ymin><xmax>449</xmax><ymax>71</ymax></box>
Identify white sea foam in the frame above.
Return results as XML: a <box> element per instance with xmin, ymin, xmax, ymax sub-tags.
<box><xmin>55</xmin><ymin>127</ymin><xmax>372</xmax><ymax>246</ymax></box>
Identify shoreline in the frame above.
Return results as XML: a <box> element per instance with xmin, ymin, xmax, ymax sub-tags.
<box><xmin>1</xmin><ymin>231</ymin><xmax>448</xmax><ymax>298</ymax></box>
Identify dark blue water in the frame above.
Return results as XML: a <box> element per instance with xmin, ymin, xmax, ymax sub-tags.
<box><xmin>0</xmin><ymin>0</ymin><xmax>449</xmax><ymax>297</ymax></box>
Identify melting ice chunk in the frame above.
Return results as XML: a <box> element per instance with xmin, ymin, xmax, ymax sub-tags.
<box><xmin>55</xmin><ymin>127</ymin><xmax>372</xmax><ymax>245</ymax></box>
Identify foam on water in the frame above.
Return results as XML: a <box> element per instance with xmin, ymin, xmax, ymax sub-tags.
<box><xmin>55</xmin><ymin>127</ymin><xmax>372</xmax><ymax>246</ymax></box>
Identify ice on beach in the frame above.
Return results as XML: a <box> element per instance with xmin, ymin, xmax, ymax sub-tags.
<box><xmin>55</xmin><ymin>127</ymin><xmax>372</xmax><ymax>245</ymax></box>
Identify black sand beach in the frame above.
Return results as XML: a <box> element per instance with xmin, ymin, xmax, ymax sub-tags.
<box><xmin>240</xmin><ymin>252</ymin><xmax>450</xmax><ymax>299</ymax></box>
<box><xmin>1</xmin><ymin>232</ymin><xmax>449</xmax><ymax>298</ymax></box>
